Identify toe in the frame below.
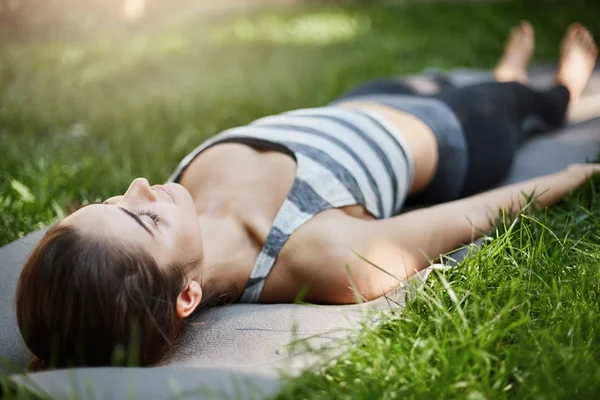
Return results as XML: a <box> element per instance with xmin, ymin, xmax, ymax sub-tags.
<box><xmin>582</xmin><ymin>29</ymin><xmax>597</xmax><ymax>52</ymax></box>
<box><xmin>567</xmin><ymin>23</ymin><xmax>582</xmax><ymax>40</ymax></box>
<box><xmin>573</xmin><ymin>29</ymin><xmax>584</xmax><ymax>45</ymax></box>
<box><xmin>569</xmin><ymin>22</ymin><xmax>584</xmax><ymax>32</ymax></box>
<box><xmin>581</xmin><ymin>30</ymin><xmax>592</xmax><ymax>47</ymax></box>
<box><xmin>520</xmin><ymin>21</ymin><xmax>534</xmax><ymax>36</ymax></box>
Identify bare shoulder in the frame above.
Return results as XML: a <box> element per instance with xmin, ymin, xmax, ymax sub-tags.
<box><xmin>258</xmin><ymin>209</ymin><xmax>352</xmax><ymax>303</ymax></box>
<box><xmin>280</xmin><ymin>209</ymin><xmax>352</xmax><ymax>274</ymax></box>
<box><xmin>260</xmin><ymin>209</ymin><xmax>407</xmax><ymax>304</ymax></box>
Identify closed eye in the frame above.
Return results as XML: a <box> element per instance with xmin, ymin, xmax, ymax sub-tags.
<box><xmin>139</xmin><ymin>209</ymin><xmax>160</xmax><ymax>225</ymax></box>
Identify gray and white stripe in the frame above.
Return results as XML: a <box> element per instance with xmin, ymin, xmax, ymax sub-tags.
<box><xmin>168</xmin><ymin>106</ymin><xmax>415</xmax><ymax>303</ymax></box>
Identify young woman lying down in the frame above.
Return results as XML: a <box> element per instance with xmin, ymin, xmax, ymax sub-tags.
<box><xmin>16</xmin><ymin>22</ymin><xmax>599</xmax><ymax>368</ymax></box>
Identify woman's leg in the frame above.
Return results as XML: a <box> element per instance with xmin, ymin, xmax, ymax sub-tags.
<box><xmin>404</xmin><ymin>81</ymin><xmax>570</xmax><ymax>206</ymax></box>
<box><xmin>411</xmin><ymin>22</ymin><xmax>598</xmax><ymax>202</ymax></box>
<box><xmin>431</xmin><ymin>81</ymin><xmax>570</xmax><ymax>197</ymax></box>
<box><xmin>337</xmin><ymin>22</ymin><xmax>537</xmax><ymax>205</ymax></box>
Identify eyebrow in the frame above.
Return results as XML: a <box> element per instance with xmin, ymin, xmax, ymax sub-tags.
<box><xmin>118</xmin><ymin>207</ymin><xmax>154</xmax><ymax>236</ymax></box>
<box><xmin>77</xmin><ymin>202</ymin><xmax>153</xmax><ymax>236</ymax></box>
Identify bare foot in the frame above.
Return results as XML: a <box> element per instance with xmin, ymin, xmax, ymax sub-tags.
<box><xmin>494</xmin><ymin>21</ymin><xmax>535</xmax><ymax>84</ymax></box>
<box><xmin>556</xmin><ymin>23</ymin><xmax>598</xmax><ymax>102</ymax></box>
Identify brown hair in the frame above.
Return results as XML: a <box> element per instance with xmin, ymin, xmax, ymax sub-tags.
<box><xmin>15</xmin><ymin>224</ymin><xmax>197</xmax><ymax>368</ymax></box>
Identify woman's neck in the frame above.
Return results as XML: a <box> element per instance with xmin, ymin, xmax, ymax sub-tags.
<box><xmin>196</xmin><ymin>212</ymin><xmax>259</xmax><ymax>302</ymax></box>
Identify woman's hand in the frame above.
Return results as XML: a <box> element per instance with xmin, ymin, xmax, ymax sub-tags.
<box><xmin>565</xmin><ymin>163</ymin><xmax>600</xmax><ymax>181</ymax></box>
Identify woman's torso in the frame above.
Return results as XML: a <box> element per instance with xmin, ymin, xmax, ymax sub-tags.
<box><xmin>176</xmin><ymin>101</ymin><xmax>438</xmax><ymax>303</ymax></box>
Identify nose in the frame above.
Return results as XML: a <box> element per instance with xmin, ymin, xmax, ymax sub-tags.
<box><xmin>123</xmin><ymin>177</ymin><xmax>156</xmax><ymax>203</ymax></box>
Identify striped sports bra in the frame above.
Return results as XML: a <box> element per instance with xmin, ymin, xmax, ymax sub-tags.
<box><xmin>168</xmin><ymin>106</ymin><xmax>415</xmax><ymax>303</ymax></box>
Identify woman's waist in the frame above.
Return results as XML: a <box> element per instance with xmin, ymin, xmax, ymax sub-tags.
<box><xmin>334</xmin><ymin>99</ymin><xmax>438</xmax><ymax>160</ymax></box>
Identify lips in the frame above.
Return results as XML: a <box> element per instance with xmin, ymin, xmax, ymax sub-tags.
<box><xmin>153</xmin><ymin>184</ymin><xmax>175</xmax><ymax>202</ymax></box>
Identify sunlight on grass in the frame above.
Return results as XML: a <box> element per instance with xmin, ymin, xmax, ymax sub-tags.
<box><xmin>214</xmin><ymin>11</ymin><xmax>370</xmax><ymax>46</ymax></box>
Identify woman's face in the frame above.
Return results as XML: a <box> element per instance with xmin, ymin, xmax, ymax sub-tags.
<box><xmin>62</xmin><ymin>178</ymin><xmax>203</xmax><ymax>272</ymax></box>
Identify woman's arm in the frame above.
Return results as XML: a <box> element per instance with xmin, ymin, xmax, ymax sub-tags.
<box><xmin>422</xmin><ymin>163</ymin><xmax>598</xmax><ymax>245</ymax></box>
<box><xmin>336</xmin><ymin>164</ymin><xmax>599</xmax><ymax>300</ymax></box>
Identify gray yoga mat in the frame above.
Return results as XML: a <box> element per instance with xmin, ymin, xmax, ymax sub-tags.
<box><xmin>2</xmin><ymin>65</ymin><xmax>600</xmax><ymax>399</ymax></box>
<box><xmin>8</xmin><ymin>367</ymin><xmax>282</xmax><ymax>400</ymax></box>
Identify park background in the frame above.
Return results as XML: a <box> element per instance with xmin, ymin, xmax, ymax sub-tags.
<box><xmin>3</xmin><ymin>1</ymin><xmax>600</xmax><ymax>398</ymax></box>
<box><xmin>2</xmin><ymin>0</ymin><xmax>600</xmax><ymax>246</ymax></box>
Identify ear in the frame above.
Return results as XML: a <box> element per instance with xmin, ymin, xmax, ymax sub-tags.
<box><xmin>176</xmin><ymin>280</ymin><xmax>203</xmax><ymax>319</ymax></box>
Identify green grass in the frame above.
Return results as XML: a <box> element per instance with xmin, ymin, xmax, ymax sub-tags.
<box><xmin>275</xmin><ymin>177</ymin><xmax>600</xmax><ymax>399</ymax></box>
<box><xmin>3</xmin><ymin>0</ymin><xmax>600</xmax><ymax>398</ymax></box>
<box><xmin>3</xmin><ymin>0</ymin><xmax>600</xmax><ymax>245</ymax></box>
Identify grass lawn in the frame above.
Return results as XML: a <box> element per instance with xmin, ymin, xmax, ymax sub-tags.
<box><xmin>275</xmin><ymin>176</ymin><xmax>600</xmax><ymax>398</ymax></box>
<box><xmin>4</xmin><ymin>0</ymin><xmax>600</xmax><ymax>246</ymax></box>
<box><xmin>2</xmin><ymin>0</ymin><xmax>600</xmax><ymax>398</ymax></box>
